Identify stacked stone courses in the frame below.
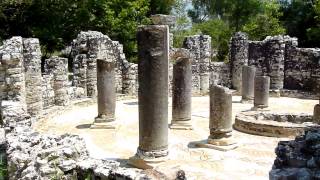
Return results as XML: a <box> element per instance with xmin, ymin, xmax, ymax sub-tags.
<box><xmin>183</xmin><ymin>35</ymin><xmax>211</xmax><ymax>93</ymax></box>
<box><xmin>44</xmin><ymin>57</ymin><xmax>70</xmax><ymax>106</ymax></box>
<box><xmin>23</xmin><ymin>38</ymin><xmax>43</xmax><ymax>115</ymax></box>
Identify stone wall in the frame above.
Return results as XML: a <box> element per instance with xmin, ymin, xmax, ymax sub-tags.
<box><xmin>0</xmin><ymin>37</ymin><xmax>28</xmax><ymax>125</ymax></box>
<box><xmin>183</xmin><ymin>35</ymin><xmax>211</xmax><ymax>93</ymax></box>
<box><xmin>209</xmin><ymin>62</ymin><xmax>231</xmax><ymax>87</ymax></box>
<box><xmin>212</xmin><ymin>32</ymin><xmax>320</xmax><ymax>95</ymax></box>
<box><xmin>71</xmin><ymin>31</ymin><xmax>135</xmax><ymax>96</ymax></box>
<box><xmin>284</xmin><ymin>45</ymin><xmax>320</xmax><ymax>91</ymax></box>
<box><xmin>23</xmin><ymin>38</ymin><xmax>43</xmax><ymax>115</ymax></box>
<box><xmin>41</xmin><ymin>74</ymin><xmax>55</xmax><ymax>108</ymax></box>
<box><xmin>229</xmin><ymin>32</ymin><xmax>249</xmax><ymax>91</ymax></box>
<box><xmin>248</xmin><ymin>36</ymin><xmax>287</xmax><ymax>90</ymax></box>
<box><xmin>44</xmin><ymin>57</ymin><xmax>70</xmax><ymax>106</ymax></box>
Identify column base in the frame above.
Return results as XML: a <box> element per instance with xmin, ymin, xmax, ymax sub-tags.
<box><xmin>194</xmin><ymin>137</ymin><xmax>238</xmax><ymax>152</ymax></box>
<box><xmin>240</xmin><ymin>98</ymin><xmax>253</xmax><ymax>104</ymax></box>
<box><xmin>128</xmin><ymin>148</ymin><xmax>168</xmax><ymax>169</ymax></box>
<box><xmin>91</xmin><ymin>116</ymin><xmax>116</xmax><ymax>129</ymax></box>
<box><xmin>90</xmin><ymin>122</ymin><xmax>116</xmax><ymax>129</ymax></box>
<box><xmin>169</xmin><ymin>120</ymin><xmax>193</xmax><ymax>130</ymax></box>
<box><xmin>251</xmin><ymin>105</ymin><xmax>270</xmax><ymax>111</ymax></box>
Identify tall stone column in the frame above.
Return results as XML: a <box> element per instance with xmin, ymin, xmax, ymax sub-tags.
<box><xmin>254</xmin><ymin>76</ymin><xmax>270</xmax><ymax>109</ymax></box>
<box><xmin>91</xmin><ymin>59</ymin><xmax>116</xmax><ymax>129</ymax></box>
<box><xmin>130</xmin><ymin>25</ymin><xmax>169</xmax><ymax>168</ymax></box>
<box><xmin>241</xmin><ymin>65</ymin><xmax>256</xmax><ymax>103</ymax></box>
<box><xmin>230</xmin><ymin>32</ymin><xmax>249</xmax><ymax>91</ymax></box>
<box><xmin>200</xmin><ymin>73</ymin><xmax>210</xmax><ymax>94</ymax></box>
<box><xmin>170</xmin><ymin>49</ymin><xmax>192</xmax><ymax>130</ymax></box>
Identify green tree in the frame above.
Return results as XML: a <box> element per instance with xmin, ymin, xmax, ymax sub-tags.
<box><xmin>0</xmin><ymin>0</ymin><xmax>150</xmax><ymax>61</ymax></box>
<box><xmin>193</xmin><ymin>19</ymin><xmax>231</xmax><ymax>61</ymax></box>
<box><xmin>242</xmin><ymin>0</ymin><xmax>286</xmax><ymax>40</ymax></box>
<box><xmin>188</xmin><ymin>0</ymin><xmax>262</xmax><ymax>31</ymax></box>
<box><xmin>148</xmin><ymin>0</ymin><xmax>176</xmax><ymax>15</ymax></box>
<box><xmin>279</xmin><ymin>0</ymin><xmax>318</xmax><ymax>47</ymax></box>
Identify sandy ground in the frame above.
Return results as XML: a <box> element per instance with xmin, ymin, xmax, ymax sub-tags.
<box><xmin>34</xmin><ymin>96</ymin><xmax>318</xmax><ymax>180</ymax></box>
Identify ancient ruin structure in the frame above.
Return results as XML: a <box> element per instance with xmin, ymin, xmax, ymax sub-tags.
<box><xmin>92</xmin><ymin>59</ymin><xmax>116</xmax><ymax>129</ymax></box>
<box><xmin>208</xmin><ymin>85</ymin><xmax>234</xmax><ymax>145</ymax></box>
<box><xmin>44</xmin><ymin>57</ymin><xmax>70</xmax><ymax>106</ymax></box>
<box><xmin>183</xmin><ymin>35</ymin><xmax>211</xmax><ymax>94</ymax></box>
<box><xmin>270</xmin><ymin>128</ymin><xmax>320</xmax><ymax>179</ymax></box>
<box><xmin>170</xmin><ymin>48</ymin><xmax>192</xmax><ymax>130</ymax></box>
<box><xmin>230</xmin><ymin>32</ymin><xmax>249</xmax><ymax>91</ymax></box>
<box><xmin>129</xmin><ymin>25</ymin><xmax>169</xmax><ymax>168</ymax></box>
<box><xmin>241</xmin><ymin>65</ymin><xmax>256</xmax><ymax>103</ymax></box>
<box><xmin>254</xmin><ymin>76</ymin><xmax>270</xmax><ymax>109</ymax></box>
<box><xmin>71</xmin><ymin>31</ymin><xmax>138</xmax><ymax>96</ymax></box>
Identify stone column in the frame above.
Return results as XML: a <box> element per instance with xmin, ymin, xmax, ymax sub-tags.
<box><xmin>230</xmin><ymin>32</ymin><xmax>249</xmax><ymax>91</ymax></box>
<box><xmin>313</xmin><ymin>99</ymin><xmax>320</xmax><ymax>124</ymax></box>
<box><xmin>130</xmin><ymin>25</ymin><xmax>169</xmax><ymax>168</ymax></box>
<box><xmin>241</xmin><ymin>65</ymin><xmax>256</xmax><ymax>103</ymax></box>
<box><xmin>92</xmin><ymin>59</ymin><xmax>116</xmax><ymax>129</ymax></box>
<box><xmin>208</xmin><ymin>84</ymin><xmax>234</xmax><ymax>145</ymax></box>
<box><xmin>254</xmin><ymin>76</ymin><xmax>270</xmax><ymax>109</ymax></box>
<box><xmin>200</xmin><ymin>73</ymin><xmax>210</xmax><ymax>94</ymax></box>
<box><xmin>170</xmin><ymin>49</ymin><xmax>192</xmax><ymax>130</ymax></box>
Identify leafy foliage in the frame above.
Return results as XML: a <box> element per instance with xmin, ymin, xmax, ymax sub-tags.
<box><xmin>242</xmin><ymin>1</ymin><xmax>286</xmax><ymax>40</ymax></box>
<box><xmin>0</xmin><ymin>0</ymin><xmax>151</xmax><ymax>61</ymax></box>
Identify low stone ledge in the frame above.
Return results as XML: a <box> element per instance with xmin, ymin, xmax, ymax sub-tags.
<box><xmin>234</xmin><ymin>111</ymin><xmax>319</xmax><ymax>137</ymax></box>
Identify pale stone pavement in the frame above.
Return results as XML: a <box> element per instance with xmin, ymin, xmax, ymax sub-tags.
<box><xmin>34</xmin><ymin>96</ymin><xmax>318</xmax><ymax>180</ymax></box>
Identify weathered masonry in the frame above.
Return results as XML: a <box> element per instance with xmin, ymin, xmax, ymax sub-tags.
<box><xmin>0</xmin><ymin>31</ymin><xmax>138</xmax><ymax>124</ymax></box>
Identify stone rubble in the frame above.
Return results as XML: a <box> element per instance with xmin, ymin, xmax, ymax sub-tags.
<box><xmin>270</xmin><ymin>128</ymin><xmax>320</xmax><ymax>179</ymax></box>
<box><xmin>5</xmin><ymin>125</ymin><xmax>150</xmax><ymax>180</ymax></box>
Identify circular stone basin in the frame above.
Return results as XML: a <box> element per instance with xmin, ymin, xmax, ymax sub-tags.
<box><xmin>234</xmin><ymin>111</ymin><xmax>319</xmax><ymax>137</ymax></box>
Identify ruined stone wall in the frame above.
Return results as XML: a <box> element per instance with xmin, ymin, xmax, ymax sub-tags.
<box><xmin>73</xmin><ymin>54</ymin><xmax>87</xmax><ymax>98</ymax></box>
<box><xmin>248</xmin><ymin>36</ymin><xmax>287</xmax><ymax>90</ymax></box>
<box><xmin>44</xmin><ymin>57</ymin><xmax>70</xmax><ymax>106</ymax></box>
<box><xmin>229</xmin><ymin>32</ymin><xmax>249</xmax><ymax>91</ymax></box>
<box><xmin>122</xmin><ymin>63</ymin><xmax>138</xmax><ymax>95</ymax></box>
<box><xmin>183</xmin><ymin>35</ymin><xmax>211</xmax><ymax>93</ymax></box>
<box><xmin>0</xmin><ymin>37</ymin><xmax>28</xmax><ymax>125</ymax></box>
<box><xmin>41</xmin><ymin>74</ymin><xmax>55</xmax><ymax>108</ymax></box>
<box><xmin>209</xmin><ymin>62</ymin><xmax>231</xmax><ymax>87</ymax></box>
<box><xmin>23</xmin><ymin>38</ymin><xmax>43</xmax><ymax>115</ymax></box>
<box><xmin>71</xmin><ymin>31</ymin><xmax>134</xmax><ymax>96</ymax></box>
<box><xmin>284</xmin><ymin>47</ymin><xmax>320</xmax><ymax>91</ymax></box>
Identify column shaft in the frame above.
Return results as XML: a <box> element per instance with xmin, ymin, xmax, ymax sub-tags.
<box><xmin>137</xmin><ymin>25</ymin><xmax>169</xmax><ymax>157</ymax></box>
